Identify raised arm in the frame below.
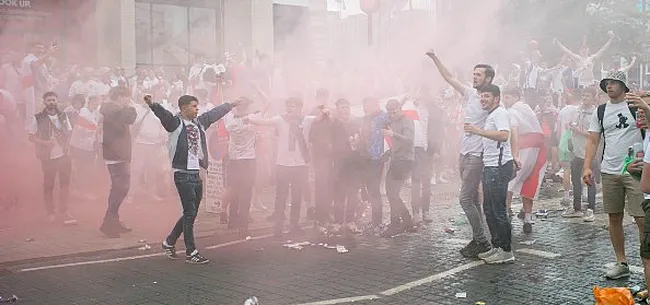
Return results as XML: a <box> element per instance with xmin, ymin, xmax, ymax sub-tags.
<box><xmin>620</xmin><ymin>56</ymin><xmax>638</xmax><ymax>72</ymax></box>
<box><xmin>145</xmin><ymin>95</ymin><xmax>180</xmax><ymax>132</ymax></box>
<box><xmin>591</xmin><ymin>32</ymin><xmax>616</xmax><ymax>60</ymax></box>
<box><xmin>425</xmin><ymin>50</ymin><xmax>468</xmax><ymax>97</ymax></box>
<box><xmin>197</xmin><ymin>102</ymin><xmax>235</xmax><ymax>129</ymax></box>
<box><xmin>553</xmin><ymin>39</ymin><xmax>581</xmax><ymax>62</ymax></box>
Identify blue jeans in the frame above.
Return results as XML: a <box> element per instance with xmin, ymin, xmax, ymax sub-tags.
<box><xmin>105</xmin><ymin>162</ymin><xmax>131</xmax><ymax>222</ymax></box>
<box><xmin>482</xmin><ymin>161</ymin><xmax>514</xmax><ymax>252</ymax></box>
<box><xmin>167</xmin><ymin>171</ymin><xmax>203</xmax><ymax>255</ymax></box>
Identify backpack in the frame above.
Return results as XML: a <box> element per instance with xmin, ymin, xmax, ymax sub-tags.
<box><xmin>596</xmin><ymin>103</ymin><xmax>646</xmax><ymax>158</ymax></box>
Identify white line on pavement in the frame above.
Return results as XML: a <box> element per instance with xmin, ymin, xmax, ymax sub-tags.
<box><xmin>516</xmin><ymin>248</ymin><xmax>561</xmax><ymax>259</ymax></box>
<box><xmin>293</xmin><ymin>295</ymin><xmax>381</xmax><ymax>305</ymax></box>
<box><xmin>379</xmin><ymin>260</ymin><xmax>485</xmax><ymax>296</ymax></box>
<box><xmin>17</xmin><ymin>234</ymin><xmax>274</xmax><ymax>273</ymax></box>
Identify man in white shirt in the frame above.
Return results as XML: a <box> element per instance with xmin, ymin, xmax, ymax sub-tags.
<box><xmin>583</xmin><ymin>70</ymin><xmax>645</xmax><ymax>280</ymax></box>
<box><xmin>23</xmin><ymin>42</ymin><xmax>57</xmax><ymax>131</ymax></box>
<box><xmin>464</xmin><ymin>84</ymin><xmax>516</xmax><ymax>264</ymax></box>
<box><xmin>426</xmin><ymin>49</ymin><xmax>493</xmax><ymax>258</ymax></box>
<box><xmin>503</xmin><ymin>86</ymin><xmax>546</xmax><ymax>234</ymax></box>
<box><xmin>555</xmin><ymin>31</ymin><xmax>615</xmax><ymax>88</ymax></box>
<box><xmin>27</xmin><ymin>91</ymin><xmax>76</xmax><ymax>225</ymax></box>
<box><xmin>247</xmin><ymin>97</ymin><xmax>325</xmax><ymax>237</ymax></box>
<box><xmin>1</xmin><ymin>51</ymin><xmax>25</xmax><ymax>122</ymax></box>
<box><xmin>556</xmin><ymin>94</ymin><xmax>580</xmax><ymax>205</ymax></box>
<box><xmin>224</xmin><ymin>97</ymin><xmax>257</xmax><ymax>237</ymax></box>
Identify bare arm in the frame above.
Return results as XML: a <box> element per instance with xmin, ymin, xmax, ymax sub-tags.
<box><xmin>510</xmin><ymin>126</ymin><xmax>519</xmax><ymax>159</ymax></box>
<box><xmin>425</xmin><ymin>50</ymin><xmax>468</xmax><ymax>96</ymax></box>
<box><xmin>591</xmin><ymin>35</ymin><xmax>615</xmax><ymax>60</ymax></box>
<box><xmin>476</xmin><ymin>129</ymin><xmax>509</xmax><ymax>142</ymax></box>
<box><xmin>583</xmin><ymin>132</ymin><xmax>600</xmax><ymax>171</ymax></box>
<box><xmin>620</xmin><ymin>56</ymin><xmax>638</xmax><ymax>72</ymax></box>
<box><xmin>554</xmin><ymin>39</ymin><xmax>581</xmax><ymax>62</ymax></box>
<box><xmin>641</xmin><ymin>162</ymin><xmax>650</xmax><ymax>194</ymax></box>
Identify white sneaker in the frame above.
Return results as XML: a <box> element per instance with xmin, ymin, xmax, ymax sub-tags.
<box><xmin>439</xmin><ymin>176</ymin><xmax>449</xmax><ymax>183</ymax></box>
<box><xmin>562</xmin><ymin>209</ymin><xmax>583</xmax><ymax>218</ymax></box>
<box><xmin>583</xmin><ymin>209</ymin><xmax>595</xmax><ymax>222</ymax></box>
<box><xmin>483</xmin><ymin>248</ymin><xmax>515</xmax><ymax>264</ymax></box>
<box><xmin>478</xmin><ymin>247</ymin><xmax>498</xmax><ymax>260</ymax></box>
<box><xmin>430</xmin><ymin>177</ymin><xmax>437</xmax><ymax>185</ymax></box>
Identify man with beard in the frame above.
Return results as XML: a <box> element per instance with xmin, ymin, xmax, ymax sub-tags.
<box><xmin>426</xmin><ymin>49</ymin><xmax>494</xmax><ymax>258</ymax></box>
<box><xmin>27</xmin><ymin>91</ymin><xmax>76</xmax><ymax>225</ymax></box>
<box><xmin>465</xmin><ymin>84</ymin><xmax>516</xmax><ymax>264</ymax></box>
<box><xmin>99</xmin><ymin>86</ymin><xmax>137</xmax><ymax>238</ymax></box>
<box><xmin>380</xmin><ymin>99</ymin><xmax>415</xmax><ymax>237</ymax></box>
<box><xmin>583</xmin><ymin>71</ymin><xmax>645</xmax><ymax>279</ymax></box>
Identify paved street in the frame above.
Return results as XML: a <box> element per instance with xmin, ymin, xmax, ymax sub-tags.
<box><xmin>0</xmin><ymin>184</ymin><xmax>646</xmax><ymax>305</ymax></box>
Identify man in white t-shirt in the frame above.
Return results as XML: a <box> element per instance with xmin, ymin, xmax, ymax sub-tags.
<box><xmin>247</xmin><ymin>97</ymin><xmax>325</xmax><ymax>237</ymax></box>
<box><xmin>464</xmin><ymin>84</ymin><xmax>516</xmax><ymax>264</ymax></box>
<box><xmin>556</xmin><ymin>94</ymin><xmax>580</xmax><ymax>205</ymax></box>
<box><xmin>503</xmin><ymin>85</ymin><xmax>546</xmax><ymax>234</ymax></box>
<box><xmin>426</xmin><ymin>49</ymin><xmax>493</xmax><ymax>258</ymax></box>
<box><xmin>636</xmin><ymin>92</ymin><xmax>650</xmax><ymax>294</ymax></box>
<box><xmin>27</xmin><ymin>91</ymin><xmax>76</xmax><ymax>225</ymax></box>
<box><xmin>583</xmin><ymin>70</ymin><xmax>645</xmax><ymax>280</ymax></box>
<box><xmin>554</xmin><ymin>31</ymin><xmax>615</xmax><ymax>88</ymax></box>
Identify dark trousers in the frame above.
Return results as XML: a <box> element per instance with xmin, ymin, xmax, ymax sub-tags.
<box><xmin>167</xmin><ymin>171</ymin><xmax>202</xmax><ymax>255</ymax></box>
<box><xmin>571</xmin><ymin>157</ymin><xmax>596</xmax><ymax>211</ymax></box>
<box><xmin>313</xmin><ymin>157</ymin><xmax>334</xmax><ymax>223</ymax></box>
<box><xmin>333</xmin><ymin>160</ymin><xmax>361</xmax><ymax>224</ymax></box>
<box><xmin>362</xmin><ymin>159</ymin><xmax>385</xmax><ymax>224</ymax></box>
<box><xmin>411</xmin><ymin>147</ymin><xmax>432</xmax><ymax>215</ymax></box>
<box><xmin>482</xmin><ymin>161</ymin><xmax>514</xmax><ymax>252</ymax></box>
<box><xmin>41</xmin><ymin>156</ymin><xmax>72</xmax><ymax>215</ymax></box>
<box><xmin>385</xmin><ymin>160</ymin><xmax>413</xmax><ymax>223</ymax></box>
<box><xmin>274</xmin><ymin>165</ymin><xmax>309</xmax><ymax>228</ymax></box>
<box><xmin>227</xmin><ymin>159</ymin><xmax>256</xmax><ymax>231</ymax></box>
<box><xmin>104</xmin><ymin>162</ymin><xmax>130</xmax><ymax>223</ymax></box>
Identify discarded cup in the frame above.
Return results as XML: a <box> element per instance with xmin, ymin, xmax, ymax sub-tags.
<box><xmin>25</xmin><ymin>237</ymin><xmax>34</xmax><ymax>242</ymax></box>
<box><xmin>244</xmin><ymin>296</ymin><xmax>259</xmax><ymax>305</ymax></box>
<box><xmin>63</xmin><ymin>219</ymin><xmax>78</xmax><ymax>226</ymax></box>
<box><xmin>138</xmin><ymin>239</ymin><xmax>147</xmax><ymax>244</ymax></box>
<box><xmin>444</xmin><ymin>227</ymin><xmax>455</xmax><ymax>234</ymax></box>
<box><xmin>245</xmin><ymin>236</ymin><xmax>252</xmax><ymax>241</ymax></box>
<box><xmin>138</xmin><ymin>245</ymin><xmax>151</xmax><ymax>251</ymax></box>
<box><xmin>336</xmin><ymin>245</ymin><xmax>349</xmax><ymax>254</ymax></box>
<box><xmin>475</xmin><ymin>302</ymin><xmax>486</xmax><ymax>305</ymax></box>
<box><xmin>455</xmin><ymin>292</ymin><xmax>467</xmax><ymax>298</ymax></box>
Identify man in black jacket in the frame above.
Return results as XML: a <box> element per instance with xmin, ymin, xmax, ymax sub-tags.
<box><xmin>99</xmin><ymin>86</ymin><xmax>137</xmax><ymax>238</ymax></box>
<box><xmin>146</xmin><ymin>94</ymin><xmax>238</xmax><ymax>265</ymax></box>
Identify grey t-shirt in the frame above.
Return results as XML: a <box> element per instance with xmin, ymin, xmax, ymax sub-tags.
<box><xmin>388</xmin><ymin>115</ymin><xmax>415</xmax><ymax>161</ymax></box>
<box><xmin>569</xmin><ymin>105</ymin><xmax>593</xmax><ymax>159</ymax></box>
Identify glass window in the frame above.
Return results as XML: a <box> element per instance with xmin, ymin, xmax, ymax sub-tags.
<box><xmin>189</xmin><ymin>7</ymin><xmax>217</xmax><ymax>61</ymax></box>
<box><xmin>151</xmin><ymin>4</ymin><xmax>189</xmax><ymax>66</ymax></box>
<box><xmin>135</xmin><ymin>2</ymin><xmax>153</xmax><ymax>64</ymax></box>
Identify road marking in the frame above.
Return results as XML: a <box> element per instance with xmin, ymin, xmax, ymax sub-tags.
<box><xmin>379</xmin><ymin>260</ymin><xmax>485</xmax><ymax>296</ymax></box>
<box><xmin>17</xmin><ymin>234</ymin><xmax>274</xmax><ymax>273</ymax></box>
<box><xmin>516</xmin><ymin>248</ymin><xmax>561</xmax><ymax>259</ymax></box>
<box><xmin>293</xmin><ymin>295</ymin><xmax>380</xmax><ymax>305</ymax></box>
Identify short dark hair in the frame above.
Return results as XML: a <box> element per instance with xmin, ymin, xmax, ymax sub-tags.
<box><xmin>474</xmin><ymin>64</ymin><xmax>495</xmax><ymax>83</ymax></box>
<box><xmin>71</xmin><ymin>94</ymin><xmax>86</xmax><ymax>106</ymax></box>
<box><xmin>109</xmin><ymin>86</ymin><xmax>131</xmax><ymax>101</ymax></box>
<box><xmin>178</xmin><ymin>95</ymin><xmax>199</xmax><ymax>109</ymax></box>
<box><xmin>335</xmin><ymin>98</ymin><xmax>350</xmax><ymax>107</ymax></box>
<box><xmin>42</xmin><ymin>91</ymin><xmax>58</xmax><ymax>100</ymax></box>
<box><xmin>477</xmin><ymin>84</ymin><xmax>500</xmax><ymax>97</ymax></box>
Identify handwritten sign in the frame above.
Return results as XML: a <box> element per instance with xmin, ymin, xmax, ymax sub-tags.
<box><xmin>204</xmin><ymin>128</ymin><xmax>228</xmax><ymax>213</ymax></box>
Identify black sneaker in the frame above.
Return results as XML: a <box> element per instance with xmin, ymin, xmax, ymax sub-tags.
<box><xmin>459</xmin><ymin>240</ymin><xmax>478</xmax><ymax>258</ymax></box>
<box><xmin>462</xmin><ymin>240</ymin><xmax>491</xmax><ymax>258</ymax></box>
<box><xmin>523</xmin><ymin>222</ymin><xmax>533</xmax><ymax>234</ymax></box>
<box><xmin>185</xmin><ymin>251</ymin><xmax>209</xmax><ymax>265</ymax></box>
<box><xmin>99</xmin><ymin>223</ymin><xmax>120</xmax><ymax>238</ymax></box>
<box><xmin>380</xmin><ymin>222</ymin><xmax>405</xmax><ymax>238</ymax></box>
<box><xmin>162</xmin><ymin>242</ymin><xmax>178</xmax><ymax>260</ymax></box>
